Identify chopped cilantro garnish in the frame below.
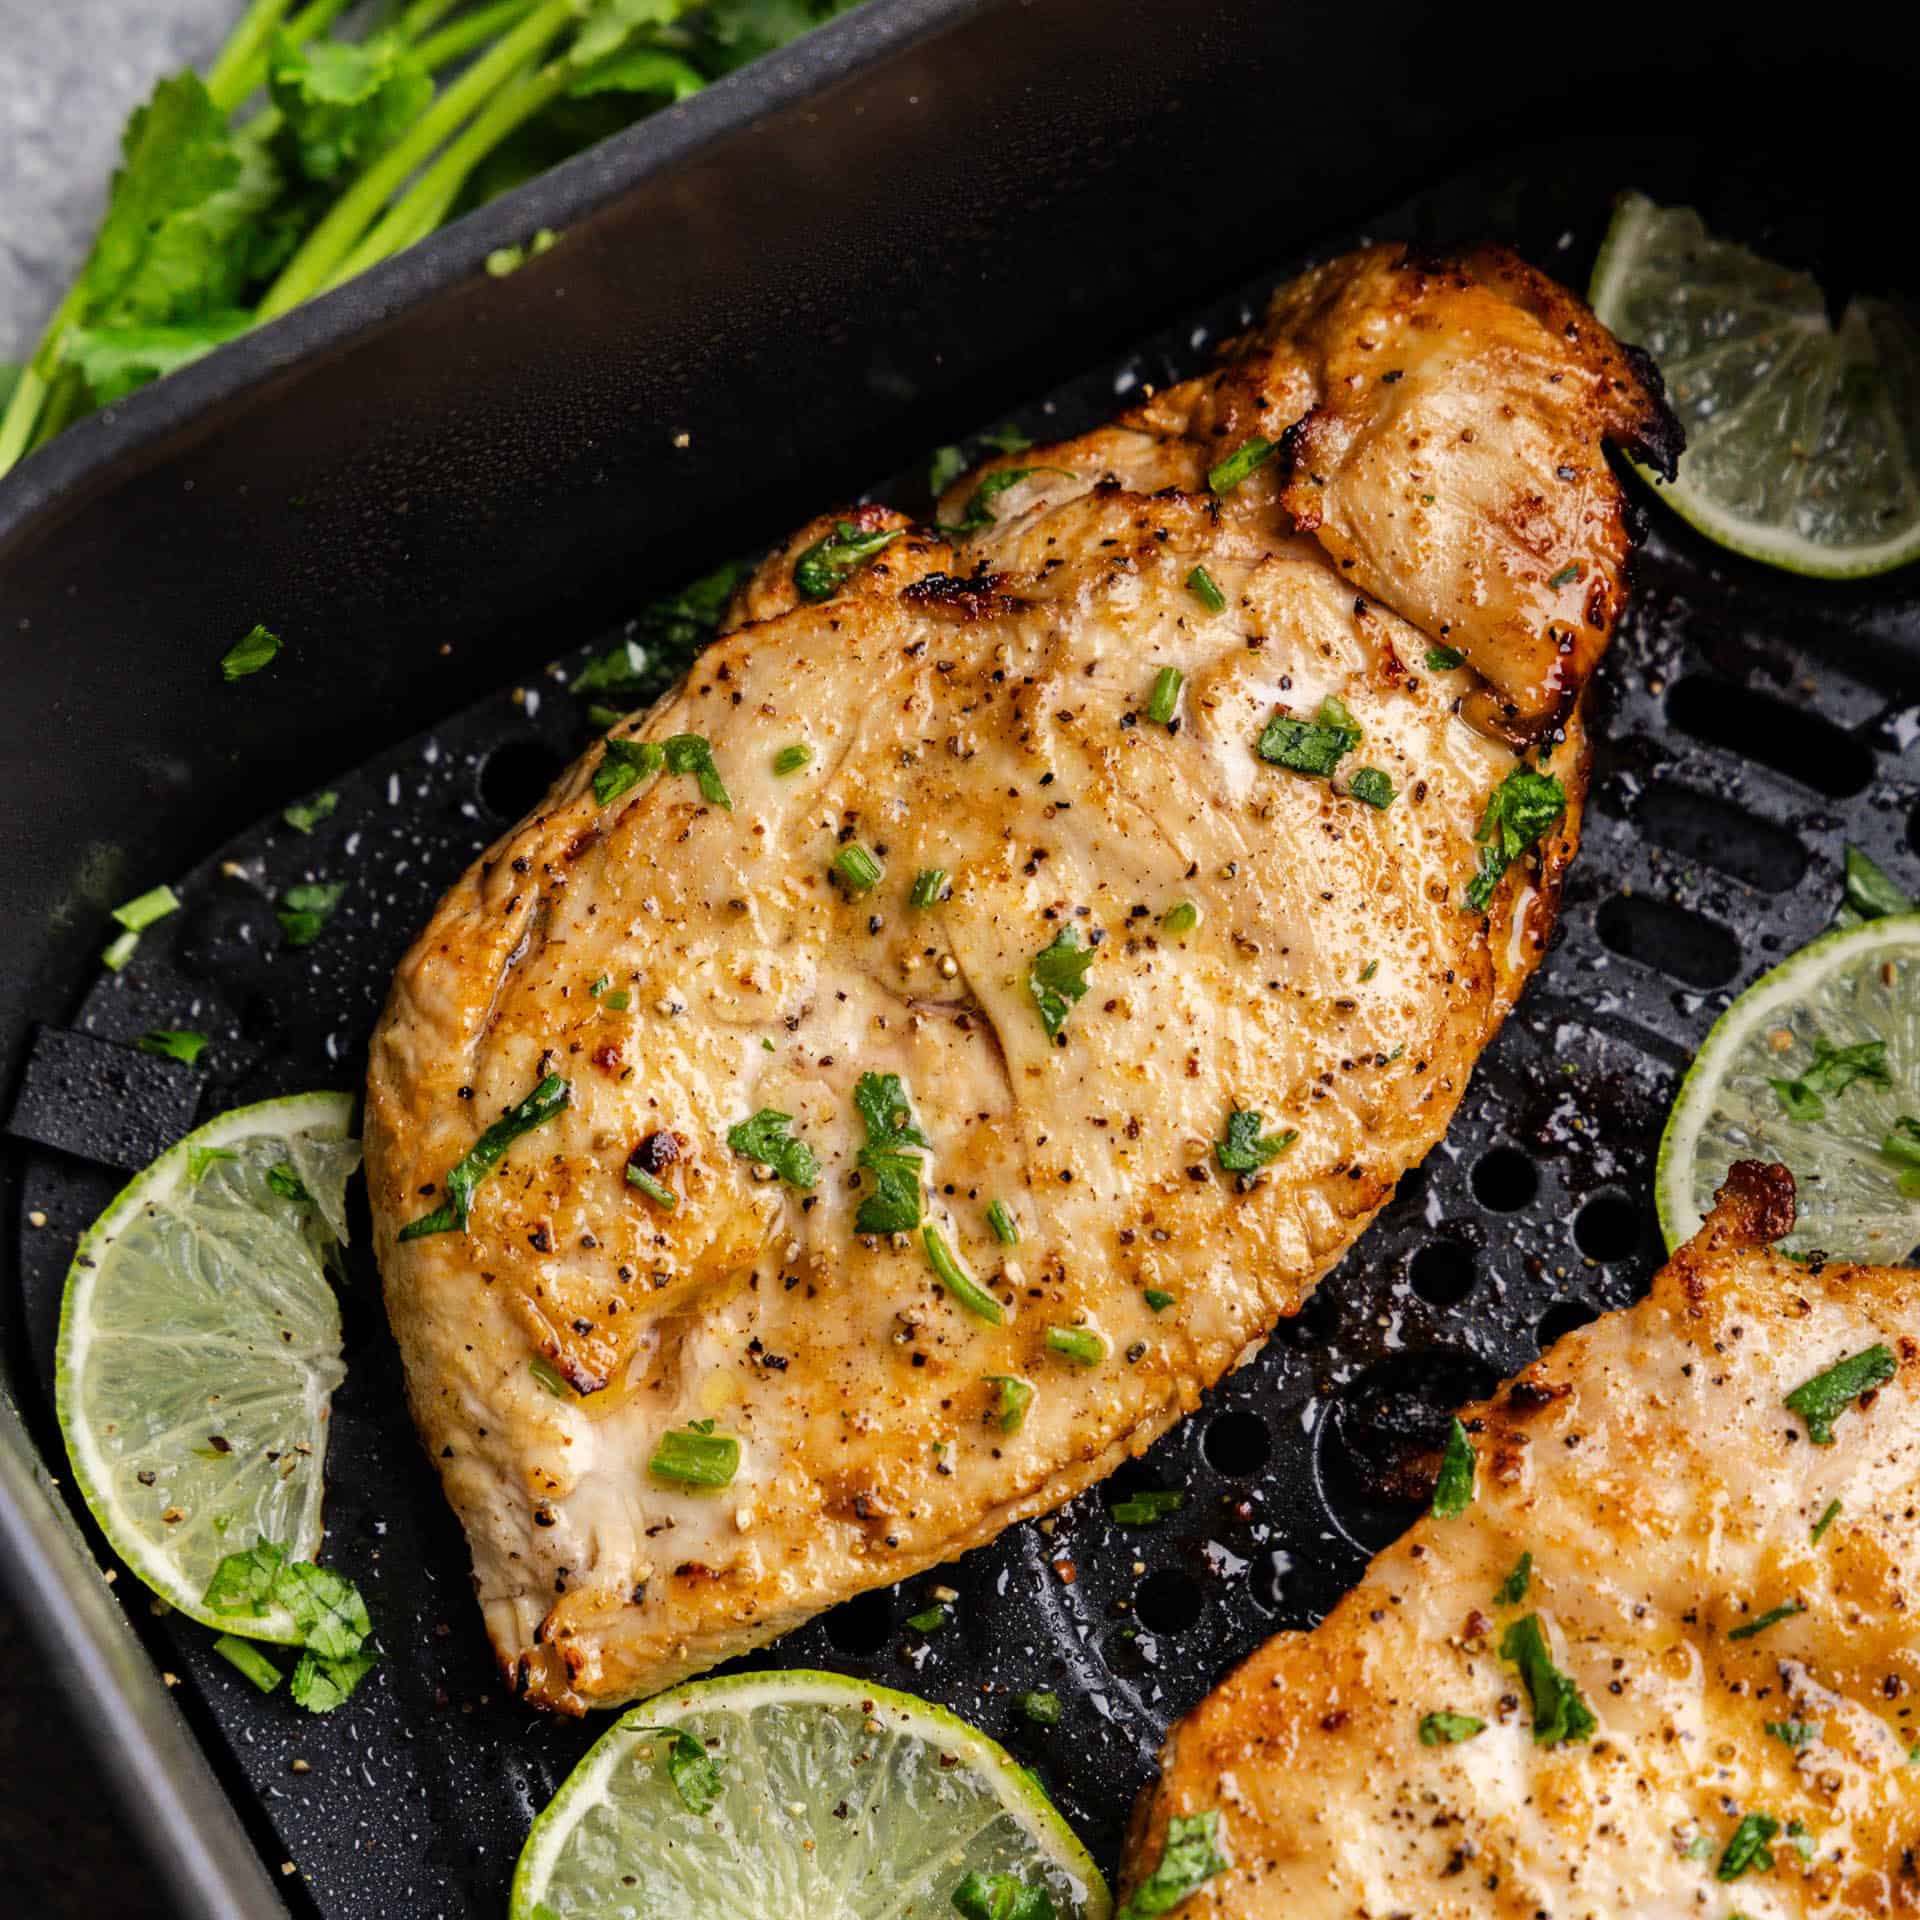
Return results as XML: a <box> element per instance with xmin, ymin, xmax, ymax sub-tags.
<box><xmin>1494</xmin><ymin>1551</ymin><xmax>1533</xmax><ymax>1606</ymax></box>
<box><xmin>1881</xmin><ymin>1116</ymin><xmax>1920</xmax><ymax>1197</ymax></box>
<box><xmin>1430</xmin><ymin>1418</ymin><xmax>1476</xmax><ymax>1518</ymax></box>
<box><xmin>265</xmin><ymin>1162</ymin><xmax>310</xmax><ymax>1206</ymax></box>
<box><xmin>220</xmin><ymin>623</ymin><xmax>281</xmax><ymax>681</ymax></box>
<box><xmin>773</xmin><ymin>742</ymin><xmax>811</xmax><ymax>775</ymax></box>
<box><xmin>983</xmin><ymin>1373</ymin><xmax>1034</xmax><ymax>1434</ymax></box>
<box><xmin>595</xmin><ymin>733</ymin><xmax>730</xmax><ymax>809</ymax></box>
<box><xmin>1728</xmin><ymin>1600</ymin><xmax>1805</xmax><ymax>1642</ymax></box>
<box><xmin>1215</xmin><ymin>1109</ymin><xmax>1298</xmax><ymax>1174</ymax></box>
<box><xmin>1347</xmin><ymin>766</ymin><xmax>1395</xmax><ymax>808</ymax></box>
<box><xmin>910</xmin><ymin>867</ymin><xmax>950</xmax><ymax>908</ymax></box>
<box><xmin>1186</xmin><ymin>565</ymin><xmax>1226</xmax><ymax>613</ymax></box>
<box><xmin>101</xmin><ymin>928</ymin><xmax>140</xmax><ymax>971</ymax></box>
<box><xmin>1118</xmin><ymin>1809</ymin><xmax>1228</xmax><ymax>1920</ymax></box>
<box><xmin>212</xmin><ymin>1633</ymin><xmax>283</xmax><ymax>1694</ymax></box>
<box><xmin>1143</xmin><ymin>1288</ymin><xmax>1175</xmax><ymax>1312</ymax></box>
<box><xmin>1769</xmin><ymin>1037</ymin><xmax>1890</xmax><ymax>1123</ymax></box>
<box><xmin>276</xmin><ymin>879</ymin><xmax>344</xmax><ymax>947</ymax></box>
<box><xmin>202</xmin><ymin>1536</ymin><xmax>374</xmax><ymax>1714</ymax></box>
<box><xmin>398</xmin><ymin>1073</ymin><xmax>569</xmax><ymax>1240</ymax></box>
<box><xmin>1256</xmin><ymin>698</ymin><xmax>1360</xmax><ymax>777</ymax></box>
<box><xmin>1784</xmin><ymin>1344</ymin><xmax>1896</xmax><ymax>1445</ymax></box>
<box><xmin>282</xmin><ymin>791</ymin><xmax>337</xmax><ymax>834</ymax></box>
<box><xmin>1717</xmin><ymin>1812</ymin><xmax>1779</xmax><ymax>1882</ymax></box>
<box><xmin>1465</xmin><ymin>766</ymin><xmax>1565</xmax><ymax>911</ymax></box>
<box><xmin>1418</xmin><ymin>1710</ymin><xmax>1485</xmax><ymax>1745</ymax></box>
<box><xmin>833</xmin><ymin>843</ymin><xmax>884</xmax><ymax>893</ymax></box>
<box><xmin>1045</xmin><ymin>1325</ymin><xmax>1106</xmax><ymax>1367</ymax></box>
<box><xmin>1111</xmin><ymin>1489</ymin><xmax>1183</xmax><ymax>1525</ymax></box>
<box><xmin>112</xmin><ymin>884</ymin><xmax>180</xmax><ymax>931</ymax></box>
<box><xmin>1028</xmin><ymin>925</ymin><xmax>1095</xmax><ymax>1042</ymax></box>
<box><xmin>986</xmin><ymin>1199</ymin><xmax>1019</xmax><ymax>1245</ymax></box>
<box><xmin>1811</xmin><ymin>1499</ymin><xmax>1842</xmax><ymax>1545</ymax></box>
<box><xmin>941</xmin><ymin>466</ymin><xmax>1074</xmax><ymax>535</ymax></box>
<box><xmin>625</xmin><ymin>1162</ymin><xmax>677</xmax><ymax>1211</ymax></box>
<box><xmin>1765</xmin><ymin>1719</ymin><xmax>1819</xmax><ymax>1750</ymax></box>
<box><xmin>1160</xmin><ymin>901</ymin><xmax>1198</xmax><ymax>935</ymax></box>
<box><xmin>793</xmin><ymin>520</ymin><xmax>905</xmax><ymax>602</ymax></box>
<box><xmin>1146</xmin><ymin>667</ymin><xmax>1184</xmax><ymax>727</ymax></box>
<box><xmin>1014</xmin><ymin>1690</ymin><xmax>1062</xmax><ymax>1727</ymax></box>
<box><xmin>648</xmin><ymin>1426</ymin><xmax>740</xmax><ymax>1489</ymax></box>
<box><xmin>1207</xmin><ymin>435</ymin><xmax>1273</xmax><ymax>493</ymax></box>
<box><xmin>1425</xmin><ymin>644</ymin><xmax>1466</xmax><ymax>671</ymax></box>
<box><xmin>952</xmin><ymin>1871</ymin><xmax>1054</xmax><ymax>1920</ymax></box>
<box><xmin>906</xmin><ymin>1603</ymin><xmax>950</xmax><ymax>1634</ymax></box>
<box><xmin>630</xmin><ymin>1724</ymin><xmax>723</xmax><ymax>1815</ymax></box>
<box><xmin>139</xmin><ymin>1028</ymin><xmax>208</xmax><ymax>1066</ymax></box>
<box><xmin>726</xmin><ymin>1109</ymin><xmax>819</xmax><ymax>1190</ymax></box>
<box><xmin>1546</xmin><ymin>562</ymin><xmax>1582</xmax><ymax>588</ymax></box>
<box><xmin>852</xmin><ymin>1071</ymin><xmax>929</xmax><ymax>1235</ymax></box>
<box><xmin>924</xmin><ymin>1224</ymin><xmax>1005</xmax><ymax>1323</ymax></box>
<box><xmin>529</xmin><ymin>1356</ymin><xmax>570</xmax><ymax>1398</ymax></box>
<box><xmin>1500</xmin><ymin>1613</ymin><xmax>1595</xmax><ymax>1746</ymax></box>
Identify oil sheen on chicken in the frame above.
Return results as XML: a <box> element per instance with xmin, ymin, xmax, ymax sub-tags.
<box><xmin>364</xmin><ymin>244</ymin><xmax>1678</xmax><ymax>1711</ymax></box>
<box><xmin>1120</xmin><ymin>1163</ymin><xmax>1917</xmax><ymax>1918</ymax></box>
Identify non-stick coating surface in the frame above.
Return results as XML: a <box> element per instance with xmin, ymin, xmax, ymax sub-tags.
<box><xmin>13</xmin><ymin>171</ymin><xmax>1920</xmax><ymax>1918</ymax></box>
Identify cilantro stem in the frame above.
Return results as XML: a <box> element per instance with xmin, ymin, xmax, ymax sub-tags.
<box><xmin>257</xmin><ymin>0</ymin><xmax>575</xmax><ymax>317</ymax></box>
<box><xmin>332</xmin><ymin>54</ymin><xmax>567</xmax><ymax>286</ymax></box>
<box><xmin>411</xmin><ymin>0</ymin><xmax>546</xmax><ymax>72</ymax></box>
<box><xmin>204</xmin><ymin>0</ymin><xmax>298</xmax><ymax>112</ymax></box>
<box><xmin>0</xmin><ymin>282</ymin><xmax>83</xmax><ymax>476</ymax></box>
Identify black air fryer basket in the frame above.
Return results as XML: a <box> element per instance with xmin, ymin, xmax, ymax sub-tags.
<box><xmin>2</xmin><ymin>4</ymin><xmax>1915</xmax><ymax>1915</ymax></box>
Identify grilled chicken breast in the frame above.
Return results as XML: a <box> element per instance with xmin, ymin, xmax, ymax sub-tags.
<box><xmin>364</xmin><ymin>244</ymin><xmax>1677</xmax><ymax>1711</ymax></box>
<box><xmin>1121</xmin><ymin>1162</ymin><xmax>1918</xmax><ymax>1919</ymax></box>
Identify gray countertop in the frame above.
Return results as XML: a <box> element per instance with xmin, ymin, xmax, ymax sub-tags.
<box><xmin>3</xmin><ymin>7</ymin><xmax>235</xmax><ymax>1917</ymax></box>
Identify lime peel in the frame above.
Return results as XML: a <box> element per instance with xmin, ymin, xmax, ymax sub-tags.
<box><xmin>55</xmin><ymin>1091</ymin><xmax>360</xmax><ymax>1641</ymax></box>
<box><xmin>511</xmin><ymin>1668</ymin><xmax>1111</xmax><ymax>1920</ymax></box>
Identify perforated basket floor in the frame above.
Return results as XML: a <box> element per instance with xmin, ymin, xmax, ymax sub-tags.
<box><xmin>11</xmin><ymin>173</ymin><xmax>1919</xmax><ymax>1919</ymax></box>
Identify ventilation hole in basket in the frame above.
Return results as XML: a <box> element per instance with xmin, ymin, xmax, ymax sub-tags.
<box><xmin>1573</xmin><ymin>1191</ymin><xmax>1643</xmax><ymax>1262</ymax></box>
<box><xmin>1537</xmin><ymin>1298</ymin><xmax>1601</xmax><ymax>1348</ymax></box>
<box><xmin>1393</xmin><ymin>1159</ymin><xmax>1431</xmax><ymax>1207</ymax></box>
<box><xmin>1595</xmin><ymin>894</ymin><xmax>1740</xmax><ymax>988</ymax></box>
<box><xmin>1202</xmin><ymin>1409</ymin><xmax>1272</xmax><ymax>1477</ymax></box>
<box><xmin>1666</xmin><ymin>678</ymin><xmax>1872</xmax><ymax>797</ymax></box>
<box><xmin>1249</xmin><ymin>1549</ymin><xmax>1293</xmax><ymax>1613</ymax></box>
<box><xmin>1320</xmin><ymin>1349</ymin><xmax>1502</xmax><ymax>1551</ymax></box>
<box><xmin>1633</xmin><ymin>782</ymin><xmax>1809</xmax><ymax>893</ymax></box>
<box><xmin>1134</xmin><ymin>1569</ymin><xmax>1204</xmax><ymax>1635</ymax></box>
<box><xmin>478</xmin><ymin>738</ymin><xmax>570</xmax><ymax>821</ymax></box>
<box><xmin>1470</xmin><ymin>1145</ymin><xmax>1538</xmax><ymax>1212</ymax></box>
<box><xmin>1409</xmin><ymin>1241</ymin><xmax>1476</xmax><ymax>1307</ymax></box>
<box><xmin>822</xmin><ymin>1588</ymin><xmax>894</xmax><ymax>1656</ymax></box>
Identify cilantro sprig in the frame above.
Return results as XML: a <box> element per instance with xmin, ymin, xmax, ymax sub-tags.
<box><xmin>202</xmin><ymin>1537</ymin><xmax>377</xmax><ymax>1714</ymax></box>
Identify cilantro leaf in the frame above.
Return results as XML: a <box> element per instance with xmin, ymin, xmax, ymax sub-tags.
<box><xmin>283</xmin><ymin>790</ymin><xmax>338</xmax><ymax>834</ymax></box>
<box><xmin>1256</xmin><ymin>698</ymin><xmax>1360</xmax><ymax>778</ymax></box>
<box><xmin>793</xmin><ymin>520</ymin><xmax>904</xmax><ymax>601</ymax></box>
<box><xmin>1430</xmin><ymin>1417</ymin><xmax>1476</xmax><ymax>1519</ymax></box>
<box><xmin>1769</xmin><ymin>1036</ymin><xmax>1891</xmax><ymax>1122</ymax></box>
<box><xmin>267</xmin><ymin>31</ymin><xmax>432</xmax><ymax>188</ymax></box>
<box><xmin>852</xmin><ymin>1071</ymin><xmax>929</xmax><ymax>1235</ymax></box>
<box><xmin>138</xmin><ymin>1028</ymin><xmax>209</xmax><ymax>1066</ymax></box>
<box><xmin>400</xmin><ymin>1074</ymin><xmax>571</xmax><ymax>1239</ymax></box>
<box><xmin>63</xmin><ymin>312</ymin><xmax>253</xmax><ymax>404</ymax></box>
<box><xmin>222</xmin><ymin>623</ymin><xmax>282</xmax><ymax>680</ymax></box>
<box><xmin>276</xmin><ymin>1560</ymin><xmax>372</xmax><ymax>1660</ymax></box>
<box><xmin>1784</xmin><ymin>1344</ymin><xmax>1897</xmax><ymax>1445</ymax></box>
<box><xmin>203</xmin><ymin>1539</ymin><xmax>289</xmax><ymax>1619</ymax></box>
<box><xmin>1500</xmin><ymin>1613</ymin><xmax>1595</xmax><ymax>1746</ymax></box>
<box><xmin>289</xmin><ymin>1645</ymin><xmax>377</xmax><ymax>1713</ymax></box>
<box><xmin>1028</xmin><ymin>926</ymin><xmax>1095</xmax><ymax>1041</ymax></box>
<box><xmin>951</xmin><ymin>1872</ymin><xmax>1055</xmax><ymax>1920</ymax></box>
<box><xmin>1119</xmin><ymin>1809</ymin><xmax>1229</xmax><ymax>1919</ymax></box>
<box><xmin>1838</xmin><ymin>844</ymin><xmax>1912</xmax><ymax>927</ymax></box>
<box><xmin>630</xmin><ymin>1724</ymin><xmax>723</xmax><ymax>1814</ymax></box>
<box><xmin>276</xmin><ymin>879</ymin><xmax>344</xmax><ymax>947</ymax></box>
<box><xmin>726</xmin><ymin>1108</ymin><xmax>819</xmax><ymax>1188</ymax></box>
<box><xmin>1465</xmin><ymin>766</ymin><xmax>1566</xmax><ymax>911</ymax></box>
<box><xmin>1717</xmin><ymin>1812</ymin><xmax>1779</xmax><ymax>1882</ymax></box>
<box><xmin>1215</xmin><ymin>1109</ymin><xmax>1298</xmax><ymax>1174</ymax></box>
<box><xmin>1418</xmin><ymin>1710</ymin><xmax>1484</xmax><ymax>1745</ymax></box>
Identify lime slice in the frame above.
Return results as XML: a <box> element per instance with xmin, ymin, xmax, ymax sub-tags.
<box><xmin>1657</xmin><ymin>915</ymin><xmax>1920</xmax><ymax>1259</ymax></box>
<box><xmin>512</xmin><ymin>1669</ymin><xmax>1111</xmax><ymax>1920</ymax></box>
<box><xmin>56</xmin><ymin>1091</ymin><xmax>361</xmax><ymax>1641</ymax></box>
<box><xmin>1590</xmin><ymin>192</ymin><xmax>1920</xmax><ymax>577</ymax></box>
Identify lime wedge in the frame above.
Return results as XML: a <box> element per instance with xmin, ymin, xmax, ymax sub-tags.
<box><xmin>56</xmin><ymin>1091</ymin><xmax>361</xmax><ymax>1641</ymax></box>
<box><xmin>512</xmin><ymin>1669</ymin><xmax>1111</xmax><ymax>1920</ymax></box>
<box><xmin>1657</xmin><ymin>916</ymin><xmax>1920</xmax><ymax>1259</ymax></box>
<box><xmin>1590</xmin><ymin>192</ymin><xmax>1920</xmax><ymax>577</ymax></box>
